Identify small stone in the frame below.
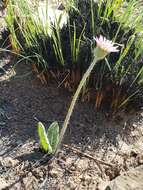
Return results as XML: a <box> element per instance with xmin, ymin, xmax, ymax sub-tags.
<box><xmin>49</xmin><ymin>169</ymin><xmax>60</xmax><ymax>178</ymax></box>
<box><xmin>132</xmin><ymin>123</ymin><xmax>137</xmax><ymax>128</ymax></box>
<box><xmin>28</xmin><ymin>172</ymin><xmax>33</xmax><ymax>177</ymax></box>
<box><xmin>87</xmin><ymin>145</ymin><xmax>92</xmax><ymax>150</ymax></box>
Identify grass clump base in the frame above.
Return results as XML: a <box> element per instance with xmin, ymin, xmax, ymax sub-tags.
<box><xmin>2</xmin><ymin>0</ymin><xmax>143</xmax><ymax>113</ymax></box>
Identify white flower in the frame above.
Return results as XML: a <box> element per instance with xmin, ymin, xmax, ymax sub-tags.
<box><xmin>95</xmin><ymin>35</ymin><xmax>119</xmax><ymax>53</ymax></box>
<box><xmin>94</xmin><ymin>35</ymin><xmax>119</xmax><ymax>60</ymax></box>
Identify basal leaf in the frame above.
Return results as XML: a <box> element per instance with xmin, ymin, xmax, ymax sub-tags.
<box><xmin>37</xmin><ymin>122</ymin><xmax>52</xmax><ymax>153</ymax></box>
<box><xmin>47</xmin><ymin>122</ymin><xmax>60</xmax><ymax>154</ymax></box>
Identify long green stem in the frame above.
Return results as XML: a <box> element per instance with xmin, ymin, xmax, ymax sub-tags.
<box><xmin>56</xmin><ymin>56</ymin><xmax>99</xmax><ymax>154</ymax></box>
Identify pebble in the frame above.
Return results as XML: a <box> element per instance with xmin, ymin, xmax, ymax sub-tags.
<box><xmin>49</xmin><ymin>169</ymin><xmax>61</xmax><ymax>178</ymax></box>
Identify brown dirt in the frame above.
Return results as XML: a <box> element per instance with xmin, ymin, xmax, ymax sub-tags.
<box><xmin>0</xmin><ymin>15</ymin><xmax>143</xmax><ymax>189</ymax></box>
<box><xmin>0</xmin><ymin>56</ymin><xmax>143</xmax><ymax>190</ymax></box>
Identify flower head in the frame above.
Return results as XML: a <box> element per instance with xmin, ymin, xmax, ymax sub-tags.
<box><xmin>94</xmin><ymin>35</ymin><xmax>119</xmax><ymax>60</ymax></box>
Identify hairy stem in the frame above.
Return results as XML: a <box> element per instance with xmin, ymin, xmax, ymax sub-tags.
<box><xmin>56</xmin><ymin>56</ymin><xmax>99</xmax><ymax>154</ymax></box>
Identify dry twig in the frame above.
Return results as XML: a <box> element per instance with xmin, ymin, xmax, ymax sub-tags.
<box><xmin>63</xmin><ymin>144</ymin><xmax>114</xmax><ymax>167</ymax></box>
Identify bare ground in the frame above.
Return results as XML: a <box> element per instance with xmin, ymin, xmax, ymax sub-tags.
<box><xmin>0</xmin><ymin>57</ymin><xmax>143</xmax><ymax>190</ymax></box>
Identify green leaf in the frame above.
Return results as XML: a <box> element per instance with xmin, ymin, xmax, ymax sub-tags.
<box><xmin>37</xmin><ymin>122</ymin><xmax>52</xmax><ymax>154</ymax></box>
<box><xmin>47</xmin><ymin>122</ymin><xmax>60</xmax><ymax>154</ymax></box>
